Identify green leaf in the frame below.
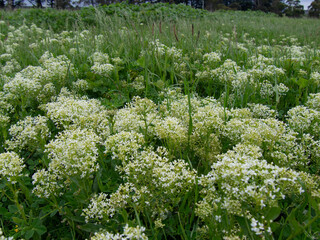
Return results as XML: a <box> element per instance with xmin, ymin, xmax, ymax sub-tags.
<box><xmin>0</xmin><ymin>182</ymin><xmax>6</xmax><ymax>189</ymax></box>
<box><xmin>50</xmin><ymin>209</ymin><xmax>58</xmax><ymax>217</ymax></box>
<box><xmin>287</xmin><ymin>214</ymin><xmax>302</xmax><ymax>232</ymax></box>
<box><xmin>12</xmin><ymin>216</ymin><xmax>24</xmax><ymax>224</ymax></box>
<box><xmin>137</xmin><ymin>56</ymin><xmax>146</xmax><ymax>67</ymax></box>
<box><xmin>8</xmin><ymin>205</ymin><xmax>18</xmax><ymax>213</ymax></box>
<box><xmin>235</xmin><ymin>216</ymin><xmax>251</xmax><ymax>237</ymax></box>
<box><xmin>31</xmin><ymin>218</ymin><xmax>47</xmax><ymax>236</ymax></box>
<box><xmin>297</xmin><ymin>78</ymin><xmax>308</xmax><ymax>89</ymax></box>
<box><xmin>65</xmin><ymin>213</ymin><xmax>85</xmax><ymax>223</ymax></box>
<box><xmin>271</xmin><ymin>222</ymin><xmax>280</xmax><ymax>232</ymax></box>
<box><xmin>0</xmin><ymin>207</ymin><xmax>8</xmax><ymax>215</ymax></box>
<box><xmin>265</xmin><ymin>207</ymin><xmax>281</xmax><ymax>221</ymax></box>
<box><xmin>25</xmin><ymin>230</ymin><xmax>35</xmax><ymax>240</ymax></box>
<box><xmin>33</xmin><ymin>225</ymin><xmax>47</xmax><ymax>236</ymax></box>
<box><xmin>78</xmin><ymin>223</ymin><xmax>103</xmax><ymax>233</ymax></box>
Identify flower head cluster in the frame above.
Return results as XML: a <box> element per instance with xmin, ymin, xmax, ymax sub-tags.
<box><xmin>91</xmin><ymin>63</ymin><xmax>114</xmax><ymax>76</ymax></box>
<box><xmin>1</xmin><ymin>59</ymin><xmax>21</xmax><ymax>75</ymax></box>
<box><xmin>3</xmin><ymin>75</ymin><xmax>41</xmax><ymax>105</ymax></box>
<box><xmin>84</xmin><ymin>147</ymin><xmax>196</xmax><ymax>223</ymax></box>
<box><xmin>5</xmin><ymin>116</ymin><xmax>50</xmax><ymax>152</ymax></box>
<box><xmin>0</xmin><ymin>152</ymin><xmax>25</xmax><ymax>183</ymax></box>
<box><xmin>90</xmin><ymin>52</ymin><xmax>114</xmax><ymax>76</ymax></box>
<box><xmin>150</xmin><ymin>40</ymin><xmax>182</xmax><ymax>60</ymax></box>
<box><xmin>32</xmin><ymin>169</ymin><xmax>65</xmax><ymax>198</ymax></box>
<box><xmin>90</xmin><ymin>52</ymin><xmax>110</xmax><ymax>64</ymax></box>
<box><xmin>45</xmin><ymin>128</ymin><xmax>100</xmax><ymax>178</ymax></box>
<box><xmin>105</xmin><ymin>131</ymin><xmax>145</xmax><ymax>163</ymax></box>
<box><xmin>154</xmin><ymin>116</ymin><xmax>188</xmax><ymax>147</ymax></box>
<box><xmin>32</xmin><ymin>128</ymin><xmax>100</xmax><ymax>198</ymax></box>
<box><xmin>287</xmin><ymin>105</ymin><xmax>320</xmax><ymax>139</ymax></box>
<box><xmin>0</xmin><ymin>114</ymin><xmax>10</xmax><ymax>128</ymax></box>
<box><xmin>72</xmin><ymin>79</ymin><xmax>89</xmax><ymax>93</ymax></box>
<box><xmin>91</xmin><ymin>224</ymin><xmax>148</xmax><ymax>240</ymax></box>
<box><xmin>247</xmin><ymin>103</ymin><xmax>277</xmax><ymax>119</ymax></box>
<box><xmin>43</xmin><ymin>92</ymin><xmax>110</xmax><ymax>139</ymax></box>
<box><xmin>203</xmin><ymin>51</ymin><xmax>221</xmax><ymax>65</ymax></box>
<box><xmin>197</xmin><ymin>143</ymin><xmax>318</xmax><ymax>236</ymax></box>
<box><xmin>306</xmin><ymin>93</ymin><xmax>320</xmax><ymax>111</ymax></box>
<box><xmin>310</xmin><ymin>72</ymin><xmax>320</xmax><ymax>86</ymax></box>
<box><xmin>114</xmin><ymin>97</ymin><xmax>159</xmax><ymax>136</ymax></box>
<box><xmin>39</xmin><ymin>51</ymin><xmax>75</xmax><ymax>85</ymax></box>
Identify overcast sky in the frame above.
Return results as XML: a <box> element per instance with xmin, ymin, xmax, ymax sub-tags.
<box><xmin>300</xmin><ymin>0</ymin><xmax>313</xmax><ymax>9</ymax></box>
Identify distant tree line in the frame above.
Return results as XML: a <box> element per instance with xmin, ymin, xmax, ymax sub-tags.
<box><xmin>1</xmin><ymin>0</ymin><xmax>320</xmax><ymax>18</ymax></box>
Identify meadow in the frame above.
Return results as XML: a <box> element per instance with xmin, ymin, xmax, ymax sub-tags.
<box><xmin>0</xmin><ymin>3</ymin><xmax>320</xmax><ymax>239</ymax></box>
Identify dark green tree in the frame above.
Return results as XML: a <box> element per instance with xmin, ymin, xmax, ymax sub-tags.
<box><xmin>7</xmin><ymin>0</ymin><xmax>14</xmax><ymax>9</ymax></box>
<box><xmin>309</xmin><ymin>0</ymin><xmax>320</xmax><ymax>17</ymax></box>
<box><xmin>284</xmin><ymin>0</ymin><xmax>304</xmax><ymax>17</ymax></box>
<box><xmin>28</xmin><ymin>0</ymin><xmax>45</xmax><ymax>7</ymax></box>
<box><xmin>271</xmin><ymin>0</ymin><xmax>287</xmax><ymax>15</ymax></box>
<box><xmin>0</xmin><ymin>0</ymin><xmax>5</xmax><ymax>8</ymax></box>
<box><xmin>205</xmin><ymin>0</ymin><xmax>227</xmax><ymax>11</ymax></box>
<box><xmin>254</xmin><ymin>0</ymin><xmax>273</xmax><ymax>12</ymax></box>
<box><xmin>223</xmin><ymin>0</ymin><xmax>253</xmax><ymax>10</ymax></box>
<box><xmin>55</xmin><ymin>0</ymin><xmax>72</xmax><ymax>8</ymax></box>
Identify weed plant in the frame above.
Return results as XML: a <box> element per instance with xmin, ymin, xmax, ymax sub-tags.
<box><xmin>0</xmin><ymin>3</ymin><xmax>319</xmax><ymax>240</ymax></box>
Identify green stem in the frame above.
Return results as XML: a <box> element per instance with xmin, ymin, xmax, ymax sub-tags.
<box><xmin>8</xmin><ymin>184</ymin><xmax>27</xmax><ymax>223</ymax></box>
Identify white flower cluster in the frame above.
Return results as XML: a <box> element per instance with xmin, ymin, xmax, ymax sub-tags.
<box><xmin>105</xmin><ymin>131</ymin><xmax>145</xmax><ymax>163</ymax></box>
<box><xmin>84</xmin><ymin>147</ymin><xmax>196</xmax><ymax>223</ymax></box>
<box><xmin>130</xmin><ymin>75</ymin><xmax>145</xmax><ymax>92</ymax></box>
<box><xmin>197</xmin><ymin>143</ymin><xmax>318</xmax><ymax>236</ymax></box>
<box><xmin>149</xmin><ymin>40</ymin><xmax>188</xmax><ymax>77</ymax></box>
<box><xmin>5</xmin><ymin>116</ymin><xmax>50</xmax><ymax>152</ymax></box>
<box><xmin>281</xmin><ymin>45</ymin><xmax>308</xmax><ymax>62</ymax></box>
<box><xmin>0</xmin><ymin>152</ymin><xmax>25</xmax><ymax>183</ymax></box>
<box><xmin>223</xmin><ymin>117</ymin><xmax>312</xmax><ymax>169</ymax></box>
<box><xmin>1</xmin><ymin>59</ymin><xmax>21</xmax><ymax>75</ymax></box>
<box><xmin>155</xmin><ymin>116</ymin><xmax>188</xmax><ymax>147</ymax></box>
<box><xmin>45</xmin><ymin>128</ymin><xmax>100</xmax><ymax>178</ymax></box>
<box><xmin>72</xmin><ymin>79</ymin><xmax>89</xmax><ymax>92</ymax></box>
<box><xmin>310</xmin><ymin>72</ymin><xmax>320</xmax><ymax>86</ymax></box>
<box><xmin>3</xmin><ymin>75</ymin><xmax>42</xmax><ymax>105</ymax></box>
<box><xmin>91</xmin><ymin>224</ymin><xmax>148</xmax><ymax>240</ymax></box>
<box><xmin>247</xmin><ymin>103</ymin><xmax>277</xmax><ymax>119</ymax></box>
<box><xmin>91</xmin><ymin>63</ymin><xmax>114</xmax><ymax>76</ymax></box>
<box><xmin>150</xmin><ymin>40</ymin><xmax>182</xmax><ymax>60</ymax></box>
<box><xmin>287</xmin><ymin>105</ymin><xmax>320</xmax><ymax>139</ymax></box>
<box><xmin>0</xmin><ymin>113</ymin><xmax>10</xmax><ymax>128</ymax></box>
<box><xmin>0</xmin><ymin>93</ymin><xmax>11</xmax><ymax>128</ymax></box>
<box><xmin>306</xmin><ymin>92</ymin><xmax>320</xmax><ymax>111</ymax></box>
<box><xmin>114</xmin><ymin>97</ymin><xmax>159</xmax><ymax>136</ymax></box>
<box><xmin>32</xmin><ymin>169</ymin><xmax>65</xmax><ymax>198</ymax></box>
<box><xmin>0</xmin><ymin>51</ymin><xmax>76</xmax><ymax>113</ymax></box>
<box><xmin>43</xmin><ymin>91</ymin><xmax>110</xmax><ymax>139</ymax></box>
<box><xmin>90</xmin><ymin>52</ymin><xmax>115</xmax><ymax>76</ymax></box>
<box><xmin>39</xmin><ymin>51</ymin><xmax>75</xmax><ymax>86</ymax></box>
<box><xmin>203</xmin><ymin>51</ymin><xmax>221</xmax><ymax>65</ymax></box>
<box><xmin>32</xmin><ymin>128</ymin><xmax>100</xmax><ymax>198</ymax></box>
<box><xmin>90</xmin><ymin>52</ymin><xmax>110</xmax><ymax>64</ymax></box>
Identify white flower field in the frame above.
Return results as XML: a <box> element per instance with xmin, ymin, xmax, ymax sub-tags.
<box><xmin>0</xmin><ymin>3</ymin><xmax>319</xmax><ymax>239</ymax></box>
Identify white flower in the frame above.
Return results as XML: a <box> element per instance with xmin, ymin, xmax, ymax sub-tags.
<box><xmin>0</xmin><ymin>152</ymin><xmax>25</xmax><ymax>183</ymax></box>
